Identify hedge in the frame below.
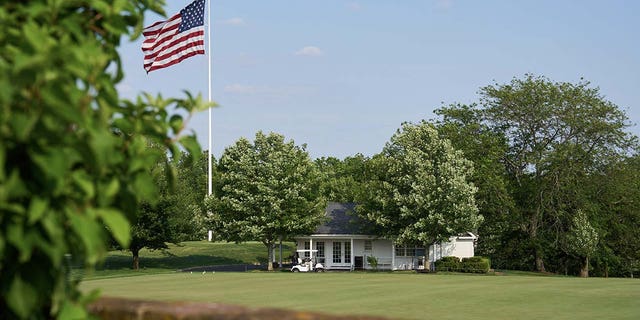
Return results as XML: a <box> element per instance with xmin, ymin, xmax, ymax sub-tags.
<box><xmin>434</xmin><ymin>256</ymin><xmax>490</xmax><ymax>273</ymax></box>
<box><xmin>434</xmin><ymin>256</ymin><xmax>460</xmax><ymax>272</ymax></box>
<box><xmin>461</xmin><ymin>257</ymin><xmax>491</xmax><ymax>273</ymax></box>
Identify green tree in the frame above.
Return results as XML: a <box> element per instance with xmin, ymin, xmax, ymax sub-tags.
<box><xmin>122</xmin><ymin>151</ymin><xmax>209</xmax><ymax>270</ymax></box>
<box><xmin>478</xmin><ymin>74</ymin><xmax>634</xmax><ymax>272</ymax></box>
<box><xmin>206</xmin><ymin>131</ymin><xmax>325</xmax><ymax>271</ymax></box>
<box><xmin>566</xmin><ymin>210</ymin><xmax>599</xmax><ymax>277</ymax></box>
<box><xmin>0</xmin><ymin>1</ymin><xmax>211</xmax><ymax>318</ymax></box>
<box><xmin>129</xmin><ymin>199</ymin><xmax>177</xmax><ymax>270</ymax></box>
<box><xmin>359</xmin><ymin>121</ymin><xmax>482</xmax><ymax>247</ymax></box>
<box><xmin>434</xmin><ymin>104</ymin><xmax>515</xmax><ymax>267</ymax></box>
<box><xmin>174</xmin><ymin>150</ymin><xmax>215</xmax><ymax>240</ymax></box>
<box><xmin>315</xmin><ymin>154</ymin><xmax>371</xmax><ymax>202</ymax></box>
<box><xmin>590</xmin><ymin>155</ymin><xmax>640</xmax><ymax>277</ymax></box>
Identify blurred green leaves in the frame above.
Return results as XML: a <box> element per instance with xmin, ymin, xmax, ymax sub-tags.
<box><xmin>0</xmin><ymin>0</ymin><xmax>214</xmax><ymax>318</ymax></box>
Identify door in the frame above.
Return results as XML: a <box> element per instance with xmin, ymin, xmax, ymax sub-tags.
<box><xmin>354</xmin><ymin>256</ymin><xmax>364</xmax><ymax>270</ymax></box>
<box><xmin>331</xmin><ymin>241</ymin><xmax>351</xmax><ymax>267</ymax></box>
<box><xmin>315</xmin><ymin>242</ymin><xmax>325</xmax><ymax>264</ymax></box>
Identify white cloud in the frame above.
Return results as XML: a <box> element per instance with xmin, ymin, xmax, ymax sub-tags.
<box><xmin>221</xmin><ymin>17</ymin><xmax>245</xmax><ymax>26</ymax></box>
<box><xmin>294</xmin><ymin>46</ymin><xmax>324</xmax><ymax>57</ymax></box>
<box><xmin>223</xmin><ymin>84</ymin><xmax>259</xmax><ymax>94</ymax></box>
<box><xmin>347</xmin><ymin>2</ymin><xmax>362</xmax><ymax>11</ymax></box>
<box><xmin>223</xmin><ymin>84</ymin><xmax>316</xmax><ymax>99</ymax></box>
<box><xmin>436</xmin><ymin>0</ymin><xmax>453</xmax><ymax>9</ymax></box>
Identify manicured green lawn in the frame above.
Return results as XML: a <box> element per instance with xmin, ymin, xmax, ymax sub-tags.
<box><xmin>81</xmin><ymin>272</ymin><xmax>640</xmax><ymax>320</ymax></box>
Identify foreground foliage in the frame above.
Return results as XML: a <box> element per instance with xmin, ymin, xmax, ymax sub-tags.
<box><xmin>0</xmin><ymin>1</ymin><xmax>210</xmax><ymax>318</ymax></box>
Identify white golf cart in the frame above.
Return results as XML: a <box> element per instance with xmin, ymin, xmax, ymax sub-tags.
<box><xmin>291</xmin><ymin>249</ymin><xmax>324</xmax><ymax>272</ymax></box>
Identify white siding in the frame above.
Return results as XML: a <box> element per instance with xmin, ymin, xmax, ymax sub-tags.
<box><xmin>353</xmin><ymin>239</ymin><xmax>365</xmax><ymax>255</ymax></box>
<box><xmin>450</xmin><ymin>238</ymin><xmax>475</xmax><ymax>258</ymax></box>
<box><xmin>361</xmin><ymin>239</ymin><xmax>393</xmax><ymax>270</ymax></box>
<box><xmin>295</xmin><ymin>234</ymin><xmax>475</xmax><ymax>271</ymax></box>
<box><xmin>428</xmin><ymin>237</ymin><xmax>476</xmax><ymax>262</ymax></box>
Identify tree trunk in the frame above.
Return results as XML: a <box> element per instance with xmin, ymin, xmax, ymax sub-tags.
<box><xmin>533</xmin><ymin>238</ymin><xmax>546</xmax><ymax>272</ymax></box>
<box><xmin>266</xmin><ymin>242</ymin><xmax>274</xmax><ymax>271</ymax></box>
<box><xmin>535</xmin><ymin>248</ymin><xmax>545</xmax><ymax>273</ymax></box>
<box><xmin>530</xmin><ymin>206</ymin><xmax>545</xmax><ymax>273</ymax></box>
<box><xmin>132</xmin><ymin>248</ymin><xmax>140</xmax><ymax>270</ymax></box>
<box><xmin>579</xmin><ymin>256</ymin><xmax>589</xmax><ymax>278</ymax></box>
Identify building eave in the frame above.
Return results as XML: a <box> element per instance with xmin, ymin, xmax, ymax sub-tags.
<box><xmin>295</xmin><ymin>234</ymin><xmax>380</xmax><ymax>240</ymax></box>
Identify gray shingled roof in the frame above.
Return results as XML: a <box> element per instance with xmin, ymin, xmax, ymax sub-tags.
<box><xmin>314</xmin><ymin>202</ymin><xmax>371</xmax><ymax>235</ymax></box>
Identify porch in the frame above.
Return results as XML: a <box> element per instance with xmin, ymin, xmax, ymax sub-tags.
<box><xmin>294</xmin><ymin>236</ymin><xmax>428</xmax><ymax>271</ymax></box>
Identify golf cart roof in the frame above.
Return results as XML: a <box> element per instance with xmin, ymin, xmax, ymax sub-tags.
<box><xmin>296</xmin><ymin>249</ymin><xmax>318</xmax><ymax>253</ymax></box>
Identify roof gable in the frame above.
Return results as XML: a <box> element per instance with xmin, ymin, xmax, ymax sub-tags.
<box><xmin>311</xmin><ymin>202</ymin><xmax>478</xmax><ymax>240</ymax></box>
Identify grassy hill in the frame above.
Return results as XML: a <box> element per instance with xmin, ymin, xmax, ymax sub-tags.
<box><xmin>80</xmin><ymin>241</ymin><xmax>294</xmax><ymax>279</ymax></box>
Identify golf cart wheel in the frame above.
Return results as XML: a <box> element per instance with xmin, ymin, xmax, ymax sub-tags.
<box><xmin>292</xmin><ymin>268</ymin><xmax>299</xmax><ymax>272</ymax></box>
<box><xmin>315</xmin><ymin>268</ymin><xmax>324</xmax><ymax>273</ymax></box>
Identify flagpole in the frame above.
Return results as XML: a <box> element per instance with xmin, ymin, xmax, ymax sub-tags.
<box><xmin>207</xmin><ymin>0</ymin><xmax>212</xmax><ymax>197</ymax></box>
<box><xmin>206</xmin><ymin>0</ymin><xmax>213</xmax><ymax>242</ymax></box>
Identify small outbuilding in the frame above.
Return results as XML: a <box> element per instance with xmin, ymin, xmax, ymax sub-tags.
<box><xmin>294</xmin><ymin>202</ymin><xmax>477</xmax><ymax>271</ymax></box>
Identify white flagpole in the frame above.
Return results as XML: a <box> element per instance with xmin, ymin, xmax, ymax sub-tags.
<box><xmin>207</xmin><ymin>0</ymin><xmax>213</xmax><ymax>196</ymax></box>
<box><xmin>207</xmin><ymin>0</ymin><xmax>213</xmax><ymax>242</ymax></box>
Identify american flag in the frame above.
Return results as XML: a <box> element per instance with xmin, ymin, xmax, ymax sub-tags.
<box><xmin>142</xmin><ymin>0</ymin><xmax>206</xmax><ymax>73</ymax></box>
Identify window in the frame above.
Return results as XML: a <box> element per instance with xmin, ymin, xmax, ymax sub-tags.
<box><xmin>344</xmin><ymin>242</ymin><xmax>351</xmax><ymax>261</ymax></box>
<box><xmin>316</xmin><ymin>242</ymin><xmax>325</xmax><ymax>263</ymax></box>
<box><xmin>333</xmin><ymin>242</ymin><xmax>342</xmax><ymax>263</ymax></box>
<box><xmin>395</xmin><ymin>245</ymin><xmax>425</xmax><ymax>257</ymax></box>
<box><xmin>364</xmin><ymin>240</ymin><xmax>372</xmax><ymax>252</ymax></box>
<box><xmin>304</xmin><ymin>241</ymin><xmax>310</xmax><ymax>258</ymax></box>
<box><xmin>395</xmin><ymin>245</ymin><xmax>405</xmax><ymax>257</ymax></box>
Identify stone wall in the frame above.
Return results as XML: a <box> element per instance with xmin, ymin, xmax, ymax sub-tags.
<box><xmin>89</xmin><ymin>296</ymin><xmax>392</xmax><ymax>320</ymax></box>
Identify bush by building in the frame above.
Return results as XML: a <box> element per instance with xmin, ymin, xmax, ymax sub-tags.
<box><xmin>435</xmin><ymin>256</ymin><xmax>490</xmax><ymax>273</ymax></box>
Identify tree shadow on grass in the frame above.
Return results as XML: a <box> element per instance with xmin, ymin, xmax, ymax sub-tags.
<box><xmin>93</xmin><ymin>242</ymin><xmax>295</xmax><ymax>271</ymax></box>
<box><xmin>255</xmin><ymin>256</ymin><xmax>268</xmax><ymax>265</ymax></box>
<box><xmin>98</xmin><ymin>254</ymin><xmax>251</xmax><ymax>271</ymax></box>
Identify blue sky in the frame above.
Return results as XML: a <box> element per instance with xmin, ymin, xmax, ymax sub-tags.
<box><xmin>118</xmin><ymin>0</ymin><xmax>640</xmax><ymax>159</ymax></box>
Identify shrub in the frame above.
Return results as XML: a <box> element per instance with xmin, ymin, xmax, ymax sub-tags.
<box><xmin>435</xmin><ymin>256</ymin><xmax>461</xmax><ymax>272</ymax></box>
<box><xmin>461</xmin><ymin>257</ymin><xmax>491</xmax><ymax>273</ymax></box>
<box><xmin>434</xmin><ymin>256</ymin><xmax>490</xmax><ymax>273</ymax></box>
<box><xmin>367</xmin><ymin>256</ymin><xmax>379</xmax><ymax>271</ymax></box>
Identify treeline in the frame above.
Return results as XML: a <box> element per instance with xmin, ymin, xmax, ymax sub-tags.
<box><xmin>165</xmin><ymin>74</ymin><xmax>639</xmax><ymax>278</ymax></box>
<box><xmin>316</xmin><ymin>75</ymin><xmax>640</xmax><ymax>277</ymax></box>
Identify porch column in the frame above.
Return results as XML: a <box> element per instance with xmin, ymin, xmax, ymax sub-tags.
<box><xmin>310</xmin><ymin>238</ymin><xmax>313</xmax><ymax>260</ymax></box>
<box><xmin>427</xmin><ymin>243</ymin><xmax>436</xmax><ymax>266</ymax></box>
<box><xmin>350</xmin><ymin>237</ymin><xmax>354</xmax><ymax>271</ymax></box>
<box><xmin>279</xmin><ymin>237</ymin><xmax>283</xmax><ymax>268</ymax></box>
<box><xmin>391</xmin><ymin>240</ymin><xmax>395</xmax><ymax>271</ymax></box>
